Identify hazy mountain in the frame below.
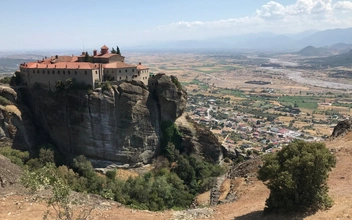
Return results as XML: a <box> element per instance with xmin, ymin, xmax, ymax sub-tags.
<box><xmin>298</xmin><ymin>46</ymin><xmax>330</xmax><ymax>56</ymax></box>
<box><xmin>307</xmin><ymin>49</ymin><xmax>352</xmax><ymax>67</ymax></box>
<box><xmin>299</xmin><ymin>28</ymin><xmax>352</xmax><ymax>48</ymax></box>
<box><xmin>286</xmin><ymin>29</ymin><xmax>319</xmax><ymax>40</ymax></box>
<box><xmin>328</xmin><ymin>43</ymin><xmax>352</xmax><ymax>52</ymax></box>
<box><xmin>126</xmin><ymin>27</ymin><xmax>352</xmax><ymax>52</ymax></box>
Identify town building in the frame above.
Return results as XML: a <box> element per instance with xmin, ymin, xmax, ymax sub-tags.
<box><xmin>18</xmin><ymin>45</ymin><xmax>150</xmax><ymax>89</ymax></box>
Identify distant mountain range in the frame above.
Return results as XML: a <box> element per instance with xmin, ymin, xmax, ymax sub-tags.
<box><xmin>128</xmin><ymin>27</ymin><xmax>352</xmax><ymax>52</ymax></box>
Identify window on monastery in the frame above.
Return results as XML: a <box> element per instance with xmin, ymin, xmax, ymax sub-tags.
<box><xmin>75</xmin><ymin>71</ymin><xmax>77</xmax><ymax>75</ymax></box>
<box><xmin>119</xmin><ymin>76</ymin><xmax>121</xmax><ymax>80</ymax></box>
<box><xmin>33</xmin><ymin>70</ymin><xmax>35</xmax><ymax>73</ymax></box>
<box><xmin>37</xmin><ymin>70</ymin><xmax>39</xmax><ymax>74</ymax></box>
<box><xmin>119</xmin><ymin>70</ymin><xmax>121</xmax><ymax>73</ymax></box>
<box><xmin>63</xmin><ymin>71</ymin><xmax>65</xmax><ymax>75</ymax></box>
<box><xmin>85</xmin><ymin>71</ymin><xmax>87</xmax><ymax>75</ymax></box>
<box><xmin>42</xmin><ymin>70</ymin><xmax>45</xmax><ymax>74</ymax></box>
<box><xmin>125</xmin><ymin>69</ymin><xmax>127</xmax><ymax>73</ymax></box>
<box><xmin>95</xmin><ymin>71</ymin><xmax>98</xmax><ymax>74</ymax></box>
<box><xmin>107</xmin><ymin>70</ymin><xmax>109</xmax><ymax>74</ymax></box>
<box><xmin>58</xmin><ymin>70</ymin><xmax>60</xmax><ymax>74</ymax></box>
<box><xmin>52</xmin><ymin>70</ymin><xmax>55</xmax><ymax>74</ymax></box>
<box><xmin>132</xmin><ymin>69</ymin><xmax>134</xmax><ymax>72</ymax></box>
<box><xmin>126</xmin><ymin>76</ymin><xmax>128</xmax><ymax>79</ymax></box>
<box><xmin>68</xmin><ymin>71</ymin><xmax>70</xmax><ymax>74</ymax></box>
<box><xmin>138</xmin><ymin>71</ymin><xmax>140</xmax><ymax>74</ymax></box>
<box><xmin>47</xmin><ymin>70</ymin><xmax>49</xmax><ymax>74</ymax></box>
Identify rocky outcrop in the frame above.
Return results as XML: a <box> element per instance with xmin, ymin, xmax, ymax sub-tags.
<box><xmin>3</xmin><ymin>74</ymin><xmax>222</xmax><ymax>167</ymax></box>
<box><xmin>13</xmin><ymin>74</ymin><xmax>189</xmax><ymax>167</ymax></box>
<box><xmin>331</xmin><ymin>119</ymin><xmax>352</xmax><ymax>138</ymax></box>
<box><xmin>0</xmin><ymin>154</ymin><xmax>23</xmax><ymax>188</ymax></box>
<box><xmin>175</xmin><ymin>115</ymin><xmax>223</xmax><ymax>163</ymax></box>
<box><xmin>0</xmin><ymin>86</ymin><xmax>38</xmax><ymax>150</ymax></box>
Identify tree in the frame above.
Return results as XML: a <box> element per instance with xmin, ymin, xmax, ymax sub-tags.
<box><xmin>116</xmin><ymin>46</ymin><xmax>121</xmax><ymax>55</ymax></box>
<box><xmin>83</xmin><ymin>51</ymin><xmax>91</xmax><ymax>62</ymax></box>
<box><xmin>111</xmin><ymin>47</ymin><xmax>117</xmax><ymax>54</ymax></box>
<box><xmin>258</xmin><ymin>140</ymin><xmax>336</xmax><ymax>213</ymax></box>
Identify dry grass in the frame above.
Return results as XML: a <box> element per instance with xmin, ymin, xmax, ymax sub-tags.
<box><xmin>115</xmin><ymin>169</ymin><xmax>139</xmax><ymax>181</ymax></box>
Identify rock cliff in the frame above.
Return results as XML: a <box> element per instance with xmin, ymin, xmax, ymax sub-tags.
<box><xmin>1</xmin><ymin>74</ymin><xmax>222</xmax><ymax>167</ymax></box>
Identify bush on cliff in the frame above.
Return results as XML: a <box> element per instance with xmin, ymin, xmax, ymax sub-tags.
<box><xmin>161</xmin><ymin>122</ymin><xmax>225</xmax><ymax>194</ymax></box>
<box><xmin>3</xmin><ymin>121</ymin><xmax>224</xmax><ymax>211</ymax></box>
<box><xmin>258</xmin><ymin>140</ymin><xmax>336</xmax><ymax>213</ymax></box>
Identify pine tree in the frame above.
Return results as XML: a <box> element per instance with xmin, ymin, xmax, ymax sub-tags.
<box><xmin>111</xmin><ymin>48</ymin><xmax>116</xmax><ymax>54</ymax></box>
<box><xmin>116</xmin><ymin>46</ymin><xmax>121</xmax><ymax>55</ymax></box>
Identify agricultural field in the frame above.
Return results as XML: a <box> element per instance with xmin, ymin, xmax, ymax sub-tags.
<box><xmin>128</xmin><ymin>52</ymin><xmax>352</xmax><ymax>138</ymax></box>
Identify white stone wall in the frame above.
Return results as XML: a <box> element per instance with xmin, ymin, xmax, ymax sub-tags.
<box><xmin>104</xmin><ymin>67</ymin><xmax>137</xmax><ymax>81</ymax></box>
<box><xmin>23</xmin><ymin>68</ymin><xmax>97</xmax><ymax>89</ymax></box>
<box><xmin>138</xmin><ymin>69</ymin><xmax>149</xmax><ymax>85</ymax></box>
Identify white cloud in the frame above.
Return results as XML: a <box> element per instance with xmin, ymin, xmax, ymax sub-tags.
<box><xmin>152</xmin><ymin>0</ymin><xmax>352</xmax><ymax>39</ymax></box>
<box><xmin>256</xmin><ymin>1</ymin><xmax>286</xmax><ymax>19</ymax></box>
<box><xmin>334</xmin><ymin>1</ymin><xmax>352</xmax><ymax>10</ymax></box>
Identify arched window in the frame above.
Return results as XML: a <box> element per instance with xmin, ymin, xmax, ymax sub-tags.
<box><xmin>75</xmin><ymin>71</ymin><xmax>77</xmax><ymax>75</ymax></box>
<box><xmin>68</xmin><ymin>71</ymin><xmax>70</xmax><ymax>74</ymax></box>
<box><xmin>125</xmin><ymin>69</ymin><xmax>127</xmax><ymax>73</ymax></box>
<box><xmin>63</xmin><ymin>71</ymin><xmax>65</xmax><ymax>75</ymax></box>
<box><xmin>85</xmin><ymin>71</ymin><xmax>87</xmax><ymax>75</ymax></box>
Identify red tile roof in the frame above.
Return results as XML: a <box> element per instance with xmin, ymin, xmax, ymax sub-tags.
<box><xmin>103</xmin><ymin>62</ymin><xmax>136</xmax><ymax>68</ymax></box>
<box><xmin>24</xmin><ymin>62</ymin><xmax>98</xmax><ymax>70</ymax></box>
<box><xmin>101</xmin><ymin>45</ymin><xmax>109</xmax><ymax>50</ymax></box>
<box><xmin>92</xmin><ymin>53</ymin><xmax>125</xmax><ymax>59</ymax></box>
<box><xmin>137</xmin><ymin>64</ymin><xmax>149</xmax><ymax>70</ymax></box>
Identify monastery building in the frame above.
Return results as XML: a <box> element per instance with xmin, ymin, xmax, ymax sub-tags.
<box><xmin>18</xmin><ymin>45</ymin><xmax>149</xmax><ymax>89</ymax></box>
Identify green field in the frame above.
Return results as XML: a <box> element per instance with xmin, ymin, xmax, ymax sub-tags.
<box><xmin>278</xmin><ymin>96</ymin><xmax>320</xmax><ymax>110</ymax></box>
<box><xmin>219</xmin><ymin>89</ymin><xmax>244</xmax><ymax>97</ymax></box>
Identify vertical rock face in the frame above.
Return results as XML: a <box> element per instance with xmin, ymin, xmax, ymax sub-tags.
<box><xmin>17</xmin><ymin>75</ymin><xmax>188</xmax><ymax>167</ymax></box>
<box><xmin>6</xmin><ymin>74</ymin><xmax>222</xmax><ymax>167</ymax></box>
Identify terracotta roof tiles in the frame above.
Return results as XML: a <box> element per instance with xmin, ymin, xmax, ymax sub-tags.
<box><xmin>25</xmin><ymin>62</ymin><xmax>98</xmax><ymax>70</ymax></box>
<box><xmin>104</xmin><ymin>62</ymin><xmax>136</xmax><ymax>68</ymax></box>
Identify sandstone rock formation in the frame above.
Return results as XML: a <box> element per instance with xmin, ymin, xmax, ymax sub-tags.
<box><xmin>2</xmin><ymin>74</ymin><xmax>222</xmax><ymax>167</ymax></box>
<box><xmin>175</xmin><ymin>115</ymin><xmax>223</xmax><ymax>163</ymax></box>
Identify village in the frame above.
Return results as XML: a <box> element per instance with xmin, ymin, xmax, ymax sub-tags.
<box><xmin>185</xmin><ymin>88</ymin><xmax>348</xmax><ymax>159</ymax></box>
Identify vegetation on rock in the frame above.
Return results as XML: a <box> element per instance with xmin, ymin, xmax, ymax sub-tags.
<box><xmin>258</xmin><ymin>140</ymin><xmax>336</xmax><ymax>213</ymax></box>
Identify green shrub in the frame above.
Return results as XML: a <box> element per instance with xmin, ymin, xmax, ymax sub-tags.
<box><xmin>0</xmin><ymin>76</ymin><xmax>12</xmax><ymax>84</ymax></box>
<box><xmin>258</xmin><ymin>140</ymin><xmax>336</xmax><ymax>213</ymax></box>
<box><xmin>101</xmin><ymin>81</ymin><xmax>112</xmax><ymax>92</ymax></box>
<box><xmin>171</xmin><ymin>76</ymin><xmax>183</xmax><ymax>90</ymax></box>
<box><xmin>106</xmin><ymin>169</ymin><xmax>117</xmax><ymax>180</ymax></box>
<box><xmin>0</xmin><ymin>96</ymin><xmax>12</xmax><ymax>106</ymax></box>
<box><xmin>0</xmin><ymin>146</ymin><xmax>29</xmax><ymax>167</ymax></box>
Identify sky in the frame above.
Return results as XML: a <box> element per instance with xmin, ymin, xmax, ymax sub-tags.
<box><xmin>1</xmin><ymin>0</ymin><xmax>352</xmax><ymax>50</ymax></box>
